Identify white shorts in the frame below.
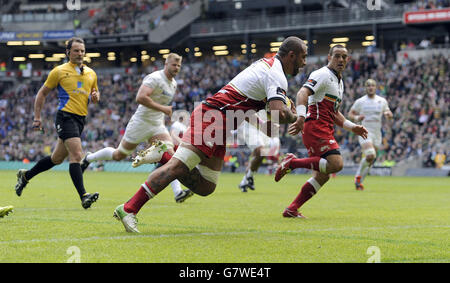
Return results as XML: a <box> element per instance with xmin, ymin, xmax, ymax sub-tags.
<box><xmin>358</xmin><ymin>130</ymin><xmax>382</xmax><ymax>148</ymax></box>
<box><xmin>122</xmin><ymin>115</ymin><xmax>169</xmax><ymax>144</ymax></box>
<box><xmin>237</xmin><ymin>123</ymin><xmax>270</xmax><ymax>152</ymax></box>
<box><xmin>265</xmin><ymin>137</ymin><xmax>280</xmax><ymax>157</ymax></box>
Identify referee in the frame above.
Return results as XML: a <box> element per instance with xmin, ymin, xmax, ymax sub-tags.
<box><xmin>14</xmin><ymin>37</ymin><xmax>100</xmax><ymax>209</ymax></box>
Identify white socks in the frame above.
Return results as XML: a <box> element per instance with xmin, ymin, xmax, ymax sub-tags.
<box><xmin>356</xmin><ymin>157</ymin><xmax>371</xmax><ymax>181</ymax></box>
<box><xmin>240</xmin><ymin>170</ymin><xmax>254</xmax><ymax>185</ymax></box>
<box><xmin>171</xmin><ymin>179</ymin><xmax>183</xmax><ymax>196</ymax></box>
<box><xmin>86</xmin><ymin>147</ymin><xmax>115</xmax><ymax>162</ymax></box>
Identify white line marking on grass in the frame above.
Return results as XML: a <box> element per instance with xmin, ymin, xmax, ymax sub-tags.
<box><xmin>0</xmin><ymin>225</ymin><xmax>448</xmax><ymax>245</ymax></box>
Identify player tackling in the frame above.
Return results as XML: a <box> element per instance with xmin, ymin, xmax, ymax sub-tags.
<box><xmin>348</xmin><ymin>79</ymin><xmax>393</xmax><ymax>190</ymax></box>
<box><xmin>113</xmin><ymin>36</ymin><xmax>307</xmax><ymax>233</ymax></box>
<box><xmin>81</xmin><ymin>53</ymin><xmax>193</xmax><ymax>203</ymax></box>
<box><xmin>275</xmin><ymin>44</ymin><xmax>368</xmax><ymax>218</ymax></box>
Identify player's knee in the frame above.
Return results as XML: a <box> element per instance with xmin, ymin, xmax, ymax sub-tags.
<box><xmin>194</xmin><ymin>183</ymin><xmax>216</xmax><ymax>197</ymax></box>
<box><xmin>66</xmin><ymin>150</ymin><xmax>83</xmax><ymax>163</ymax></box>
<box><xmin>112</xmin><ymin>150</ymin><xmax>126</xmax><ymax>161</ymax></box>
<box><xmin>366</xmin><ymin>154</ymin><xmax>376</xmax><ymax>164</ymax></box>
<box><xmin>117</xmin><ymin>142</ymin><xmax>135</xmax><ymax>157</ymax></box>
<box><xmin>195</xmin><ymin>165</ymin><xmax>219</xmax><ymax>195</ymax></box>
<box><xmin>329</xmin><ymin>159</ymin><xmax>343</xmax><ymax>173</ymax></box>
<box><xmin>253</xmin><ymin>147</ymin><xmax>262</xmax><ymax>157</ymax></box>
<box><xmin>51</xmin><ymin>156</ymin><xmax>64</xmax><ymax>165</ymax></box>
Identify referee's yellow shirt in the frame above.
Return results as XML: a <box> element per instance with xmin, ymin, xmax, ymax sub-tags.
<box><xmin>44</xmin><ymin>62</ymin><xmax>98</xmax><ymax>117</ymax></box>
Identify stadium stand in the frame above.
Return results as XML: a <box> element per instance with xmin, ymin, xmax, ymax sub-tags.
<box><xmin>0</xmin><ymin>0</ymin><xmax>448</xmax><ymax>174</ymax></box>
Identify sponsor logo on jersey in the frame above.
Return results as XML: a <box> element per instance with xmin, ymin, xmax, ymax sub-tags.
<box><xmin>306</xmin><ymin>79</ymin><xmax>317</xmax><ymax>87</ymax></box>
<box><xmin>276</xmin><ymin>87</ymin><xmax>287</xmax><ymax>96</ymax></box>
<box><xmin>320</xmin><ymin>145</ymin><xmax>330</xmax><ymax>152</ymax></box>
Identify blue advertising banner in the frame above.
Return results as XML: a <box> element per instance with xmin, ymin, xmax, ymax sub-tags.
<box><xmin>0</xmin><ymin>30</ymin><xmax>74</xmax><ymax>42</ymax></box>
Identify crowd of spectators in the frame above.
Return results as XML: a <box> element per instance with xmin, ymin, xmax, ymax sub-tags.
<box><xmin>0</xmin><ymin>50</ymin><xmax>448</xmax><ymax>171</ymax></box>
<box><xmin>89</xmin><ymin>0</ymin><xmax>193</xmax><ymax>35</ymax></box>
<box><xmin>409</xmin><ymin>0</ymin><xmax>450</xmax><ymax>10</ymax></box>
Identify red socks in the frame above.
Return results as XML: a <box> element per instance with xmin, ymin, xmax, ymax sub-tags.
<box><xmin>160</xmin><ymin>152</ymin><xmax>172</xmax><ymax>165</ymax></box>
<box><xmin>289</xmin><ymin>156</ymin><xmax>322</xmax><ymax>171</ymax></box>
<box><xmin>288</xmin><ymin>178</ymin><xmax>321</xmax><ymax>211</ymax></box>
<box><xmin>123</xmin><ymin>151</ymin><xmax>172</xmax><ymax>215</ymax></box>
<box><xmin>124</xmin><ymin>181</ymin><xmax>157</xmax><ymax>214</ymax></box>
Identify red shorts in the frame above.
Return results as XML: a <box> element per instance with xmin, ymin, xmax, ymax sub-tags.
<box><xmin>267</xmin><ymin>154</ymin><xmax>279</xmax><ymax>162</ymax></box>
<box><xmin>302</xmin><ymin>119</ymin><xmax>340</xmax><ymax>157</ymax></box>
<box><xmin>182</xmin><ymin>104</ymin><xmax>227</xmax><ymax>159</ymax></box>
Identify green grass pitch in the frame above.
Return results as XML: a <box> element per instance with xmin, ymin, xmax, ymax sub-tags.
<box><xmin>1</xmin><ymin>170</ymin><xmax>449</xmax><ymax>263</ymax></box>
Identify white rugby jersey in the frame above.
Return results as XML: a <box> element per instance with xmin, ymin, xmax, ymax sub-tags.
<box><xmin>303</xmin><ymin>66</ymin><xmax>344</xmax><ymax>125</ymax></box>
<box><xmin>228</xmin><ymin>56</ymin><xmax>289</xmax><ymax>103</ymax></box>
<box><xmin>350</xmin><ymin>94</ymin><xmax>390</xmax><ymax>132</ymax></box>
<box><xmin>206</xmin><ymin>56</ymin><xmax>289</xmax><ymax>113</ymax></box>
<box><xmin>134</xmin><ymin>70</ymin><xmax>177</xmax><ymax>122</ymax></box>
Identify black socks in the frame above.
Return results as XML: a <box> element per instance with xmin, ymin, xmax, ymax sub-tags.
<box><xmin>25</xmin><ymin>156</ymin><xmax>55</xmax><ymax>180</ymax></box>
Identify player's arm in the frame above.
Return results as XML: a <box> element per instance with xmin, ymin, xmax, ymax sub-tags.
<box><xmin>334</xmin><ymin>111</ymin><xmax>368</xmax><ymax>139</ymax></box>
<box><xmin>32</xmin><ymin>85</ymin><xmax>53</xmax><ymax>131</ymax></box>
<box><xmin>90</xmin><ymin>73</ymin><xmax>100</xmax><ymax>104</ymax></box>
<box><xmin>348</xmin><ymin>108</ymin><xmax>364</xmax><ymax>122</ymax></box>
<box><xmin>135</xmin><ymin>84</ymin><xmax>172</xmax><ymax>117</ymax></box>
<box><xmin>264</xmin><ymin>74</ymin><xmax>297</xmax><ymax>124</ymax></box>
<box><xmin>384</xmin><ymin>109</ymin><xmax>393</xmax><ymax>120</ymax></box>
<box><xmin>383</xmin><ymin>101</ymin><xmax>393</xmax><ymax>120</ymax></box>
<box><xmin>267</xmin><ymin>99</ymin><xmax>297</xmax><ymax>124</ymax></box>
<box><xmin>287</xmin><ymin>86</ymin><xmax>310</xmax><ymax>136</ymax></box>
<box><xmin>348</xmin><ymin>99</ymin><xmax>364</xmax><ymax>122</ymax></box>
<box><xmin>34</xmin><ymin>66</ymin><xmax>59</xmax><ymax>131</ymax></box>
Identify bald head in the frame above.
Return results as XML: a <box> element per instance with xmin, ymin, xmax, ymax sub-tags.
<box><xmin>276</xmin><ymin>36</ymin><xmax>308</xmax><ymax>77</ymax></box>
<box><xmin>277</xmin><ymin>36</ymin><xmax>307</xmax><ymax>58</ymax></box>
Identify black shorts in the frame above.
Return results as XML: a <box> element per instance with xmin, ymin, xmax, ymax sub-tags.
<box><xmin>55</xmin><ymin>110</ymin><xmax>86</xmax><ymax>141</ymax></box>
<box><xmin>321</xmin><ymin>149</ymin><xmax>341</xmax><ymax>159</ymax></box>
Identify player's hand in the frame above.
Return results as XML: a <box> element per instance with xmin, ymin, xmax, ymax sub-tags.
<box><xmin>288</xmin><ymin>116</ymin><xmax>305</xmax><ymax>136</ymax></box>
<box><xmin>164</xmin><ymin>105</ymin><xmax>173</xmax><ymax>118</ymax></box>
<box><xmin>289</xmin><ymin>98</ymin><xmax>296</xmax><ymax>114</ymax></box>
<box><xmin>352</xmin><ymin>125</ymin><xmax>368</xmax><ymax>139</ymax></box>
<box><xmin>91</xmin><ymin>88</ymin><xmax>100</xmax><ymax>104</ymax></box>
<box><xmin>384</xmin><ymin>111</ymin><xmax>393</xmax><ymax>120</ymax></box>
<box><xmin>32</xmin><ymin>119</ymin><xmax>44</xmax><ymax>133</ymax></box>
<box><xmin>357</xmin><ymin>114</ymin><xmax>365</xmax><ymax>121</ymax></box>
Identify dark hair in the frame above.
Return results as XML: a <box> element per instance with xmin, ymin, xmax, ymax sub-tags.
<box><xmin>329</xmin><ymin>44</ymin><xmax>346</xmax><ymax>55</ymax></box>
<box><xmin>66</xmin><ymin>37</ymin><xmax>85</xmax><ymax>55</ymax></box>
<box><xmin>277</xmin><ymin>36</ymin><xmax>305</xmax><ymax>57</ymax></box>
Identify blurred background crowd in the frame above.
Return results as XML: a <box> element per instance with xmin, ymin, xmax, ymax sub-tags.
<box><xmin>1</xmin><ymin>51</ymin><xmax>448</xmax><ymax>170</ymax></box>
